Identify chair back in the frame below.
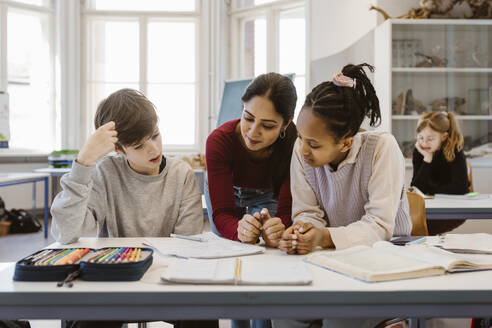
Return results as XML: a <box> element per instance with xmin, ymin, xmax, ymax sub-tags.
<box><xmin>406</xmin><ymin>191</ymin><xmax>428</xmax><ymax>236</ymax></box>
<box><xmin>467</xmin><ymin>162</ymin><xmax>474</xmax><ymax>192</ymax></box>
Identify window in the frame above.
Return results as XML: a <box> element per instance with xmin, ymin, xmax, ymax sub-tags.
<box><xmin>0</xmin><ymin>0</ymin><xmax>56</xmax><ymax>151</ymax></box>
<box><xmin>84</xmin><ymin>0</ymin><xmax>200</xmax><ymax>151</ymax></box>
<box><xmin>230</xmin><ymin>0</ymin><xmax>306</xmax><ymax>117</ymax></box>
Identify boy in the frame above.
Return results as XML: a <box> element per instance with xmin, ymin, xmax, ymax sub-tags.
<box><xmin>51</xmin><ymin>88</ymin><xmax>203</xmax><ymax>244</ymax></box>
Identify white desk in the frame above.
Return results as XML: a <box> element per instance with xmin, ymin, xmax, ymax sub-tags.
<box><xmin>0</xmin><ymin>237</ymin><xmax>492</xmax><ymax>326</ymax></box>
<box><xmin>34</xmin><ymin>167</ymin><xmax>206</xmax><ymax>194</ymax></box>
<box><xmin>425</xmin><ymin>195</ymin><xmax>492</xmax><ymax>220</ymax></box>
<box><xmin>0</xmin><ymin>173</ymin><xmax>49</xmax><ymax>238</ymax></box>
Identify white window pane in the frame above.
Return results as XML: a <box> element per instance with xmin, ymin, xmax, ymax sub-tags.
<box><xmin>7</xmin><ymin>84</ymin><xmax>53</xmax><ymax>151</ymax></box>
<box><xmin>89</xmin><ymin>0</ymin><xmax>195</xmax><ymax>11</ymax></box>
<box><xmin>243</xmin><ymin>18</ymin><xmax>266</xmax><ymax>77</ymax></box>
<box><xmin>87</xmin><ymin>83</ymin><xmax>139</xmax><ymax>133</ymax></box>
<box><xmin>8</xmin><ymin>0</ymin><xmax>51</xmax><ymax>7</ymax></box>
<box><xmin>147</xmin><ymin>84</ymin><xmax>195</xmax><ymax>145</ymax></box>
<box><xmin>89</xmin><ymin>20</ymin><xmax>139</xmax><ymax>83</ymax></box>
<box><xmin>293</xmin><ymin>76</ymin><xmax>305</xmax><ymax>120</ymax></box>
<box><xmin>148</xmin><ymin>21</ymin><xmax>195</xmax><ymax>83</ymax></box>
<box><xmin>7</xmin><ymin>10</ymin><xmax>54</xmax><ymax>150</ymax></box>
<box><xmin>279</xmin><ymin>9</ymin><xmax>305</xmax><ymax>75</ymax></box>
<box><xmin>235</xmin><ymin>0</ymin><xmax>280</xmax><ymax>8</ymax></box>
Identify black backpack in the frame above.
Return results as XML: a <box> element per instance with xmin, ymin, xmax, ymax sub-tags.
<box><xmin>0</xmin><ymin>321</ymin><xmax>31</xmax><ymax>328</ymax></box>
<box><xmin>7</xmin><ymin>209</ymin><xmax>41</xmax><ymax>234</ymax></box>
<box><xmin>0</xmin><ymin>197</ymin><xmax>8</xmax><ymax>222</ymax></box>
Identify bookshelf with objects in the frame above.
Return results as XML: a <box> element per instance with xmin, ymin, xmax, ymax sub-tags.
<box><xmin>374</xmin><ymin>19</ymin><xmax>492</xmax><ymax>159</ymax></box>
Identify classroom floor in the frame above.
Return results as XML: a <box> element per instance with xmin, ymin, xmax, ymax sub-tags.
<box><xmin>0</xmin><ymin>219</ymin><xmax>474</xmax><ymax>328</ymax></box>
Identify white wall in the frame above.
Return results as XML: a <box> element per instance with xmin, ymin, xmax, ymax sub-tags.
<box><xmin>309</xmin><ymin>0</ymin><xmax>420</xmax><ymax>61</ymax></box>
<box><xmin>309</xmin><ymin>0</ymin><xmax>377</xmax><ymax>61</ymax></box>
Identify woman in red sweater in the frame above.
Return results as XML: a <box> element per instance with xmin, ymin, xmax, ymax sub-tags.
<box><xmin>205</xmin><ymin>72</ymin><xmax>297</xmax><ymax>248</ymax></box>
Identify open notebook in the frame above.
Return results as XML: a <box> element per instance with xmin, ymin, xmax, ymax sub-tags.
<box><xmin>145</xmin><ymin>232</ymin><xmax>265</xmax><ymax>259</ymax></box>
<box><xmin>161</xmin><ymin>258</ymin><xmax>312</xmax><ymax>285</ymax></box>
<box><xmin>306</xmin><ymin>241</ymin><xmax>492</xmax><ymax>283</ymax></box>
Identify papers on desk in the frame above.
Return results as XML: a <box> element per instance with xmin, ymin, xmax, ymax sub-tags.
<box><xmin>161</xmin><ymin>258</ymin><xmax>312</xmax><ymax>285</ymax></box>
<box><xmin>434</xmin><ymin>193</ymin><xmax>489</xmax><ymax>200</ymax></box>
<box><xmin>422</xmin><ymin>233</ymin><xmax>492</xmax><ymax>255</ymax></box>
<box><xmin>144</xmin><ymin>232</ymin><xmax>265</xmax><ymax>259</ymax></box>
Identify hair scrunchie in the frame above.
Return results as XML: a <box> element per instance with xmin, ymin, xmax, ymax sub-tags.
<box><xmin>332</xmin><ymin>72</ymin><xmax>356</xmax><ymax>88</ymax></box>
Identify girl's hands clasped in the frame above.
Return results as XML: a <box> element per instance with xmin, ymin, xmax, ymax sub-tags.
<box><xmin>279</xmin><ymin>221</ymin><xmax>332</xmax><ymax>255</ymax></box>
<box><xmin>237</xmin><ymin>208</ymin><xmax>285</xmax><ymax>247</ymax></box>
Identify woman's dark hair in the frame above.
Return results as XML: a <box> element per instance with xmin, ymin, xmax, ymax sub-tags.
<box><xmin>241</xmin><ymin>72</ymin><xmax>297</xmax><ymax>197</ymax></box>
<box><xmin>303</xmin><ymin>63</ymin><xmax>381</xmax><ymax>142</ymax></box>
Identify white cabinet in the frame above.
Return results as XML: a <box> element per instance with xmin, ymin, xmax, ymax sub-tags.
<box><xmin>375</xmin><ymin>19</ymin><xmax>492</xmax><ymax>158</ymax></box>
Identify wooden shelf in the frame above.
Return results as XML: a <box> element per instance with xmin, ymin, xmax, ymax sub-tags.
<box><xmin>393</xmin><ymin>115</ymin><xmax>492</xmax><ymax>120</ymax></box>
<box><xmin>392</xmin><ymin>68</ymin><xmax>492</xmax><ymax>73</ymax></box>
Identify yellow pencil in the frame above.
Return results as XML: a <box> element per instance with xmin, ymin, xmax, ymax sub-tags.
<box><xmin>234</xmin><ymin>258</ymin><xmax>241</xmax><ymax>285</ymax></box>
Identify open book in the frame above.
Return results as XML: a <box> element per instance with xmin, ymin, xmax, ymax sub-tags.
<box><xmin>306</xmin><ymin>241</ymin><xmax>492</xmax><ymax>282</ymax></box>
<box><xmin>422</xmin><ymin>233</ymin><xmax>492</xmax><ymax>254</ymax></box>
<box><xmin>161</xmin><ymin>258</ymin><xmax>312</xmax><ymax>285</ymax></box>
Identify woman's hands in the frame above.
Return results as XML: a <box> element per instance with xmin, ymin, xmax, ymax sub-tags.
<box><xmin>279</xmin><ymin>221</ymin><xmax>333</xmax><ymax>255</ymax></box>
<box><xmin>237</xmin><ymin>208</ymin><xmax>285</xmax><ymax>247</ymax></box>
<box><xmin>260</xmin><ymin>209</ymin><xmax>285</xmax><ymax>248</ymax></box>
<box><xmin>237</xmin><ymin>212</ymin><xmax>262</xmax><ymax>244</ymax></box>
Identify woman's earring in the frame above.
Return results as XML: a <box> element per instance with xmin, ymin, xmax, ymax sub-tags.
<box><xmin>279</xmin><ymin>130</ymin><xmax>286</xmax><ymax>139</ymax></box>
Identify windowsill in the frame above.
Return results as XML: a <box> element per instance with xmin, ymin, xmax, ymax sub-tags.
<box><xmin>0</xmin><ymin>148</ymin><xmax>49</xmax><ymax>163</ymax></box>
<box><xmin>0</xmin><ymin>148</ymin><xmax>50</xmax><ymax>157</ymax></box>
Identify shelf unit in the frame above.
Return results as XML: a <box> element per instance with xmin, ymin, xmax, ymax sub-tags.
<box><xmin>375</xmin><ymin>19</ymin><xmax>492</xmax><ymax>157</ymax></box>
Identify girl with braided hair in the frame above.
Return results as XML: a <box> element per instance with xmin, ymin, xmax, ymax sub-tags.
<box><xmin>274</xmin><ymin>63</ymin><xmax>412</xmax><ymax>328</ymax></box>
<box><xmin>278</xmin><ymin>63</ymin><xmax>412</xmax><ymax>256</ymax></box>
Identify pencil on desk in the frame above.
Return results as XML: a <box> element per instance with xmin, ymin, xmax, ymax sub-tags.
<box><xmin>170</xmin><ymin>234</ymin><xmax>205</xmax><ymax>242</ymax></box>
<box><xmin>234</xmin><ymin>258</ymin><xmax>241</xmax><ymax>285</ymax></box>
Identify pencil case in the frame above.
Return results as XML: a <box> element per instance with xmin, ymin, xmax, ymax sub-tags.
<box><xmin>13</xmin><ymin>247</ymin><xmax>153</xmax><ymax>286</ymax></box>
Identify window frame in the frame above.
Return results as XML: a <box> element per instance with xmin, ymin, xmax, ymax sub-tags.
<box><xmin>229</xmin><ymin>0</ymin><xmax>308</xmax><ymax>91</ymax></box>
<box><xmin>81</xmin><ymin>0</ymin><xmax>204</xmax><ymax>153</ymax></box>
<box><xmin>0</xmin><ymin>0</ymin><xmax>57</xmax><ymax>152</ymax></box>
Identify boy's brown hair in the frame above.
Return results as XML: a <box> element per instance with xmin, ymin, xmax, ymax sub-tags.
<box><xmin>94</xmin><ymin>89</ymin><xmax>158</xmax><ymax>150</ymax></box>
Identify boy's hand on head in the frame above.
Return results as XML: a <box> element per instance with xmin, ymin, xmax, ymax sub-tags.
<box><xmin>279</xmin><ymin>225</ymin><xmax>299</xmax><ymax>255</ymax></box>
<box><xmin>237</xmin><ymin>213</ymin><xmax>262</xmax><ymax>244</ymax></box>
<box><xmin>260</xmin><ymin>208</ymin><xmax>285</xmax><ymax>248</ymax></box>
<box><xmin>77</xmin><ymin>121</ymin><xmax>118</xmax><ymax>167</ymax></box>
<box><xmin>415</xmin><ymin>142</ymin><xmax>433</xmax><ymax>163</ymax></box>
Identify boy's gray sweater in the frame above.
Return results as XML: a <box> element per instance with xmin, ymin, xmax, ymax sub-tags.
<box><xmin>51</xmin><ymin>155</ymin><xmax>203</xmax><ymax>244</ymax></box>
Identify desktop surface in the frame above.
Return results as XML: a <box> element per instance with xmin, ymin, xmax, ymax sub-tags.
<box><xmin>0</xmin><ymin>237</ymin><xmax>492</xmax><ymax>320</ymax></box>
